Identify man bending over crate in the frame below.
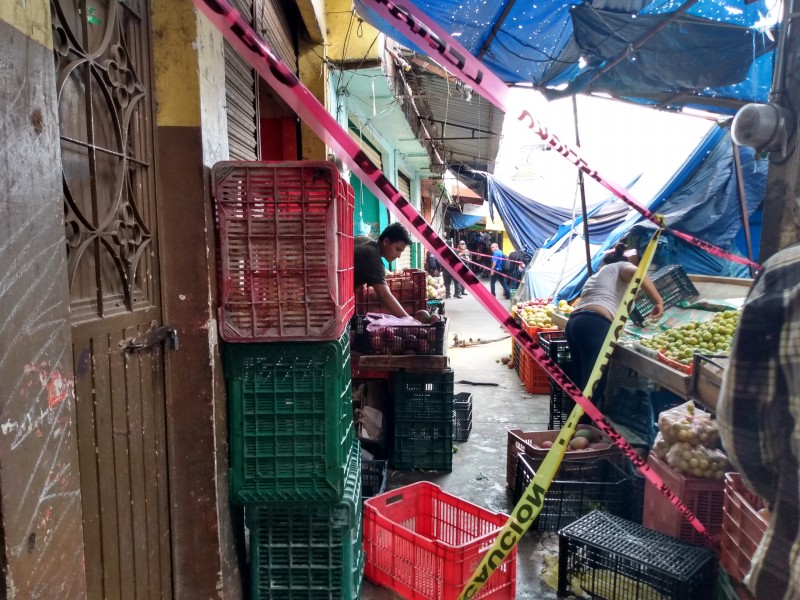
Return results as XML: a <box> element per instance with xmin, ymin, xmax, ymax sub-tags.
<box><xmin>355</xmin><ymin>222</ymin><xmax>413</xmax><ymax>317</ymax></box>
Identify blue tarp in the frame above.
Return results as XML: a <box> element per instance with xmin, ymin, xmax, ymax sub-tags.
<box><xmin>450</xmin><ymin>165</ymin><xmax>636</xmax><ymax>255</ymax></box>
<box><xmin>354</xmin><ymin>0</ymin><xmax>777</xmax><ymax>114</ymax></box>
<box><xmin>554</xmin><ymin>125</ymin><xmax>768</xmax><ymax>300</ymax></box>
<box><xmin>447</xmin><ymin>211</ymin><xmax>483</xmax><ymax>230</ymax></box>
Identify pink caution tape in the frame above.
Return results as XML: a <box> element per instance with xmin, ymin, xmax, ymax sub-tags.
<box><xmin>362</xmin><ymin>0</ymin><xmax>760</xmax><ymax>273</ymax></box>
<box><xmin>192</xmin><ymin>0</ymin><xmax>714</xmax><ymax>542</ymax></box>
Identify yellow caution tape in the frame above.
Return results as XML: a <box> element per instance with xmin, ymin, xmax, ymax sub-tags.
<box><xmin>458</xmin><ymin>227</ymin><xmax>662</xmax><ymax>600</ymax></box>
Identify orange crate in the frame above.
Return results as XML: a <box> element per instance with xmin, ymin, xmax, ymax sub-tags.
<box><xmin>643</xmin><ymin>452</ymin><xmax>724</xmax><ymax>548</ymax></box>
<box><xmin>364</xmin><ymin>482</ymin><xmax>516</xmax><ymax>600</ymax></box>
<box><xmin>522</xmin><ymin>357</ymin><xmax>550</xmax><ymax>394</ymax></box>
<box><xmin>355</xmin><ymin>269</ymin><xmax>427</xmax><ymax>316</ymax></box>
<box><xmin>505</xmin><ymin>426</ymin><xmax>621</xmax><ymax>489</ymax></box>
<box><xmin>720</xmin><ymin>473</ymin><xmax>768</xmax><ymax>584</ymax></box>
<box><xmin>658</xmin><ymin>349</ymin><xmax>694</xmax><ymax>374</ymax></box>
<box><xmin>518</xmin><ymin>325</ymin><xmax>557</xmax><ymax>394</ymax></box>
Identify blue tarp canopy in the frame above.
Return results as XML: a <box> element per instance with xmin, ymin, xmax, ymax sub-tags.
<box><xmin>549</xmin><ymin>125</ymin><xmax>768</xmax><ymax>300</ymax></box>
<box><xmin>354</xmin><ymin>0</ymin><xmax>777</xmax><ymax>114</ymax></box>
<box><xmin>450</xmin><ymin>164</ymin><xmax>637</xmax><ymax>254</ymax></box>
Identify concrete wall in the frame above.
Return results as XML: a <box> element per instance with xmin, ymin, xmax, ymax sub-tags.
<box><xmin>0</xmin><ymin>2</ymin><xmax>87</xmax><ymax>597</ymax></box>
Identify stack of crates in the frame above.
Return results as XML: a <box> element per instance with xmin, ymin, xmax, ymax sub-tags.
<box><xmin>538</xmin><ymin>330</ymin><xmax>575</xmax><ymax>429</ymax></box>
<box><xmin>392</xmin><ymin>368</ymin><xmax>455</xmax><ymax>471</ymax></box>
<box><xmin>213</xmin><ymin>161</ymin><xmax>363</xmax><ymax>599</ymax></box>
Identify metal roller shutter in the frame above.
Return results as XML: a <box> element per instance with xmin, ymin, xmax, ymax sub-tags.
<box><xmin>225</xmin><ymin>0</ymin><xmax>258</xmax><ymax>160</ymax></box>
<box><xmin>257</xmin><ymin>0</ymin><xmax>297</xmax><ymax>72</ymax></box>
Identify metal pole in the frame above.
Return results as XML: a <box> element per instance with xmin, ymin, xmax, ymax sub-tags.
<box><xmin>572</xmin><ymin>95</ymin><xmax>593</xmax><ymax>277</ymax></box>
<box><xmin>732</xmin><ymin>142</ymin><xmax>756</xmax><ymax>277</ymax></box>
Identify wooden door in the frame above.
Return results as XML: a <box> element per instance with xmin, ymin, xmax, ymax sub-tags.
<box><xmin>52</xmin><ymin>0</ymin><xmax>173</xmax><ymax>597</ymax></box>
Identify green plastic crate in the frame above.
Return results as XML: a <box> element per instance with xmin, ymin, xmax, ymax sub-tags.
<box><xmin>394</xmin><ymin>368</ymin><xmax>454</xmax><ymax>422</ymax></box>
<box><xmin>393</xmin><ymin>419</ymin><xmax>453</xmax><ymax>471</ymax></box>
<box><xmin>225</xmin><ymin>331</ymin><xmax>353</xmax><ymax>503</ymax></box>
<box><xmin>248</xmin><ymin>440</ymin><xmax>363</xmax><ymax>600</ymax></box>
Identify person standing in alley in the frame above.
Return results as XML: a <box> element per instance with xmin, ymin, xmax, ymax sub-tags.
<box><xmin>425</xmin><ymin>250</ymin><xmax>441</xmax><ymax>277</ymax></box>
<box><xmin>442</xmin><ymin>241</ymin><xmax>467</xmax><ymax>299</ymax></box>
<box><xmin>565</xmin><ymin>243</ymin><xmax>663</xmax><ymax>407</ymax></box>
<box><xmin>490</xmin><ymin>242</ymin><xmax>511</xmax><ymax>299</ymax></box>
<box><xmin>718</xmin><ymin>242</ymin><xmax>800</xmax><ymax>600</ymax></box>
<box><xmin>455</xmin><ymin>240</ymin><xmax>471</xmax><ymax>296</ymax></box>
<box><xmin>354</xmin><ymin>222</ymin><xmax>413</xmax><ymax>317</ymax></box>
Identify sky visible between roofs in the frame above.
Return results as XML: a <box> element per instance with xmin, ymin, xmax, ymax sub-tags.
<box><xmin>493</xmin><ymin>88</ymin><xmax>715</xmax><ymax>212</ymax></box>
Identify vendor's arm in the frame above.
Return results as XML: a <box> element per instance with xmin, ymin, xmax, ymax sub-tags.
<box><xmin>373</xmin><ymin>283</ymin><xmax>410</xmax><ymax>318</ymax></box>
<box><xmin>619</xmin><ymin>264</ymin><xmax>664</xmax><ymax>319</ymax></box>
<box><xmin>641</xmin><ymin>276</ymin><xmax>664</xmax><ymax>319</ymax></box>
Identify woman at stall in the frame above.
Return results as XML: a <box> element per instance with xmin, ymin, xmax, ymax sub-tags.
<box><xmin>565</xmin><ymin>243</ymin><xmax>664</xmax><ymax>407</ymax></box>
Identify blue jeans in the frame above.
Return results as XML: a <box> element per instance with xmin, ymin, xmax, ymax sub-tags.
<box><xmin>565</xmin><ymin>310</ymin><xmax>612</xmax><ymax>406</ymax></box>
<box><xmin>490</xmin><ymin>271</ymin><xmax>511</xmax><ymax>298</ymax></box>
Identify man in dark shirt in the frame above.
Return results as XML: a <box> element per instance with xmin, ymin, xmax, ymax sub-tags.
<box><xmin>354</xmin><ymin>222</ymin><xmax>413</xmax><ymax>317</ymax></box>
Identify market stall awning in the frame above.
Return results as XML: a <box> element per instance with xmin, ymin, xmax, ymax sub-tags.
<box><xmin>353</xmin><ymin>0</ymin><xmax>778</xmax><ymax>115</ymax></box>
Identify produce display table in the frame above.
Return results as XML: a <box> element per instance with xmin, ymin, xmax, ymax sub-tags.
<box><xmin>692</xmin><ymin>354</ymin><xmax>729</xmax><ymax>412</ymax></box>
<box><xmin>554</xmin><ymin>275</ymin><xmax>751</xmax><ymax>411</ymax></box>
<box><xmin>612</xmin><ymin>345</ymin><xmax>692</xmax><ymax>399</ymax></box>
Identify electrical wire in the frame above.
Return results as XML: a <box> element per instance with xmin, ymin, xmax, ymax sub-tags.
<box><xmin>335</xmin><ymin>10</ymin><xmax>356</xmax><ymax>99</ymax></box>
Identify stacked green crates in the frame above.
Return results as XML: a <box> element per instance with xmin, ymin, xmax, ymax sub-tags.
<box><xmin>247</xmin><ymin>441</ymin><xmax>363</xmax><ymax>600</ymax></box>
<box><xmin>392</xmin><ymin>368</ymin><xmax>454</xmax><ymax>471</ymax></box>
<box><xmin>225</xmin><ymin>332</ymin><xmax>354</xmax><ymax>503</ymax></box>
<box><xmin>224</xmin><ymin>330</ymin><xmax>364</xmax><ymax>599</ymax></box>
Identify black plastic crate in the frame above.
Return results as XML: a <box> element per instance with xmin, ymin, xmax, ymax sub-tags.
<box><xmin>514</xmin><ymin>456</ymin><xmax>631</xmax><ymax>532</ymax></box>
<box><xmin>558</xmin><ymin>511</ymin><xmax>715</xmax><ymax>600</ymax></box>
<box><xmin>540</xmin><ymin>330</ymin><xmax>577</xmax><ymax>429</ymax></box>
<box><xmin>538</xmin><ymin>330</ymin><xmax>573</xmax><ymax>376</ymax></box>
<box><xmin>548</xmin><ymin>382</ymin><xmax>575</xmax><ymax>430</ymax></box>
<box><xmin>394</xmin><ymin>369</ymin><xmax>454</xmax><ymax>422</ymax></box>
<box><xmin>624</xmin><ymin>457</ymin><xmax>646</xmax><ymax>524</ymax></box>
<box><xmin>350</xmin><ymin>314</ymin><xmax>446</xmax><ymax>355</ymax></box>
<box><xmin>631</xmin><ymin>264</ymin><xmax>698</xmax><ymax>324</ymax></box>
<box><xmin>453</xmin><ymin>392</ymin><xmax>473</xmax><ymax>442</ymax></box>
<box><xmin>392</xmin><ymin>419</ymin><xmax>453</xmax><ymax>471</ymax></box>
<box><xmin>361</xmin><ymin>458</ymin><xmax>388</xmax><ymax>500</ymax></box>
<box><xmin>609</xmin><ymin>387</ymin><xmax>681</xmax><ymax>447</ymax></box>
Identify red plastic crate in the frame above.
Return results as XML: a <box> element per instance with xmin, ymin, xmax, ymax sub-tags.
<box><xmin>720</xmin><ymin>473</ymin><xmax>768</xmax><ymax>584</ymax></box>
<box><xmin>351</xmin><ymin>352</ymin><xmax>390</xmax><ymax>380</ymax></box>
<box><xmin>505</xmin><ymin>426</ymin><xmax>621</xmax><ymax>489</ymax></box>
<box><xmin>643</xmin><ymin>452</ymin><xmax>724</xmax><ymax>548</ymax></box>
<box><xmin>212</xmin><ymin>161</ymin><xmax>355</xmax><ymax>342</ymax></box>
<box><xmin>519</xmin><ymin>326</ymin><xmax>558</xmax><ymax>394</ymax></box>
<box><xmin>355</xmin><ymin>269</ymin><xmax>427</xmax><ymax>316</ymax></box>
<box><xmin>364</xmin><ymin>482</ymin><xmax>516</xmax><ymax>600</ymax></box>
<box><xmin>522</xmin><ymin>357</ymin><xmax>550</xmax><ymax>394</ymax></box>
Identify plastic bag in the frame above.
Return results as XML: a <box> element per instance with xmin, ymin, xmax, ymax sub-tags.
<box><xmin>657</xmin><ymin>401</ymin><xmax>719</xmax><ymax>447</ymax></box>
<box><xmin>652</xmin><ymin>432</ymin><xmax>670</xmax><ymax>460</ymax></box>
<box><xmin>665</xmin><ymin>442</ymin><xmax>729</xmax><ymax>479</ymax></box>
<box><xmin>365</xmin><ymin>313</ymin><xmax>424</xmax><ymax>331</ymax></box>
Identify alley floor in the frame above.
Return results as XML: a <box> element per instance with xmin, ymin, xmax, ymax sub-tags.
<box><xmin>361</xmin><ymin>280</ymin><xmax>561</xmax><ymax>600</ymax></box>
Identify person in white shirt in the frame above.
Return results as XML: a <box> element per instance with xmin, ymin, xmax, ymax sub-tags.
<box><xmin>565</xmin><ymin>243</ymin><xmax>663</xmax><ymax>406</ymax></box>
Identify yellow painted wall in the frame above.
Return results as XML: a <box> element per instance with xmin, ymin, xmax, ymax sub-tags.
<box><xmin>326</xmin><ymin>0</ymin><xmax>381</xmax><ymax>61</ymax></box>
<box><xmin>151</xmin><ymin>0</ymin><xmax>201</xmax><ymax>128</ymax></box>
<box><xmin>299</xmin><ymin>40</ymin><xmax>328</xmax><ymax>160</ymax></box>
<box><xmin>0</xmin><ymin>0</ymin><xmax>51</xmax><ymax>48</ymax></box>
